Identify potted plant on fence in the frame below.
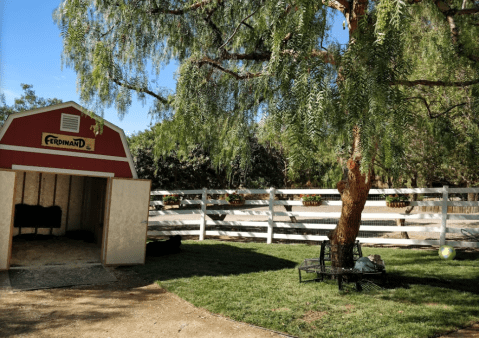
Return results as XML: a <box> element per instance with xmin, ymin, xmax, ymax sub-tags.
<box><xmin>163</xmin><ymin>194</ymin><xmax>181</xmax><ymax>206</ymax></box>
<box><xmin>301</xmin><ymin>194</ymin><xmax>322</xmax><ymax>206</ymax></box>
<box><xmin>225</xmin><ymin>192</ymin><xmax>245</xmax><ymax>206</ymax></box>
<box><xmin>385</xmin><ymin>194</ymin><xmax>409</xmax><ymax>208</ymax></box>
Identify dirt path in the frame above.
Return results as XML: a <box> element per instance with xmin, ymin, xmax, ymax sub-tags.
<box><xmin>0</xmin><ymin>268</ymin><xmax>286</xmax><ymax>338</ymax></box>
<box><xmin>438</xmin><ymin>324</ymin><xmax>479</xmax><ymax>338</ymax></box>
<box><xmin>1</xmin><ymin>265</ymin><xmax>478</xmax><ymax>338</ymax></box>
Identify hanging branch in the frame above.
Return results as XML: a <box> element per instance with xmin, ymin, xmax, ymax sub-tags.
<box><xmin>219</xmin><ymin>7</ymin><xmax>261</xmax><ymax>49</ymax></box>
<box><xmin>149</xmin><ymin>0</ymin><xmax>222</xmax><ymax>15</ymax></box>
<box><xmin>108</xmin><ymin>72</ymin><xmax>169</xmax><ymax>104</ymax></box>
<box><xmin>393</xmin><ymin>78</ymin><xmax>479</xmax><ymax>87</ymax></box>
<box><xmin>196</xmin><ymin>58</ymin><xmax>264</xmax><ymax>80</ymax></box>
<box><xmin>406</xmin><ymin>96</ymin><xmax>467</xmax><ymax>118</ymax></box>
<box><xmin>322</xmin><ymin>0</ymin><xmax>350</xmax><ymax>14</ymax></box>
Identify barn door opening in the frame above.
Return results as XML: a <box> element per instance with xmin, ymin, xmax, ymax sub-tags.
<box><xmin>103</xmin><ymin>178</ymin><xmax>151</xmax><ymax>265</ymax></box>
<box><xmin>10</xmin><ymin>171</ymin><xmax>108</xmax><ymax>268</ymax></box>
<box><xmin>0</xmin><ymin>170</ymin><xmax>16</xmax><ymax>271</ymax></box>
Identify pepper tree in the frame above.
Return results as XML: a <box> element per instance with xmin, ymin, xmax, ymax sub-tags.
<box><xmin>55</xmin><ymin>0</ymin><xmax>479</xmax><ymax>267</ymax></box>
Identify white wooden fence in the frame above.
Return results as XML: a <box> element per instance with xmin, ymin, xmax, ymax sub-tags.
<box><xmin>147</xmin><ymin>187</ymin><xmax>479</xmax><ymax>248</ymax></box>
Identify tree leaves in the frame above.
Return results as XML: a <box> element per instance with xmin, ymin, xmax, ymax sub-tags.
<box><xmin>55</xmin><ymin>0</ymin><xmax>479</xmax><ymax>186</ymax></box>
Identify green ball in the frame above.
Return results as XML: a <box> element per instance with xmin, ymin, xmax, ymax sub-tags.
<box><xmin>439</xmin><ymin>245</ymin><xmax>456</xmax><ymax>260</ymax></box>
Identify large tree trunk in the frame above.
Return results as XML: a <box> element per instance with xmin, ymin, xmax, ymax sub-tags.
<box><xmin>327</xmin><ymin>0</ymin><xmax>372</xmax><ymax>269</ymax></box>
<box><xmin>328</xmin><ymin>129</ymin><xmax>373</xmax><ymax>268</ymax></box>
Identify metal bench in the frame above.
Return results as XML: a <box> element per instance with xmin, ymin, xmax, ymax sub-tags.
<box><xmin>298</xmin><ymin>240</ymin><xmax>386</xmax><ymax>290</ymax></box>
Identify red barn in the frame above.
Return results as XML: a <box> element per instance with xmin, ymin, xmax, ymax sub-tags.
<box><xmin>0</xmin><ymin>101</ymin><xmax>137</xmax><ymax>178</ymax></box>
<box><xmin>0</xmin><ymin>102</ymin><xmax>151</xmax><ymax>271</ymax></box>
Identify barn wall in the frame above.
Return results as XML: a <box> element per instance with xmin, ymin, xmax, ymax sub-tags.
<box><xmin>12</xmin><ymin>171</ymin><xmax>106</xmax><ymax>241</ymax></box>
<box><xmin>1</xmin><ymin>107</ymin><xmax>127</xmax><ymax>157</ymax></box>
<box><xmin>67</xmin><ymin>175</ymin><xmax>84</xmax><ymax>231</ymax></box>
<box><xmin>0</xmin><ymin>150</ymin><xmax>134</xmax><ymax>178</ymax></box>
<box><xmin>55</xmin><ymin>175</ymin><xmax>71</xmax><ymax>236</ymax></box>
<box><xmin>0</xmin><ymin>104</ymin><xmax>136</xmax><ymax>178</ymax></box>
<box><xmin>81</xmin><ymin>177</ymin><xmax>107</xmax><ymax>244</ymax></box>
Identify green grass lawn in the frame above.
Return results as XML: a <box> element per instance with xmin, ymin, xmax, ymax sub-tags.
<box><xmin>130</xmin><ymin>240</ymin><xmax>479</xmax><ymax>338</ymax></box>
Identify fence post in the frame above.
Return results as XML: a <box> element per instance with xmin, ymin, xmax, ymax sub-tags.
<box><xmin>440</xmin><ymin>185</ymin><xmax>448</xmax><ymax>246</ymax></box>
<box><xmin>200</xmin><ymin>187</ymin><xmax>207</xmax><ymax>241</ymax></box>
<box><xmin>267</xmin><ymin>187</ymin><xmax>275</xmax><ymax>244</ymax></box>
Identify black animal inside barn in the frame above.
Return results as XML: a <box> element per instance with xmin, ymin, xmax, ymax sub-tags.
<box><xmin>14</xmin><ymin>204</ymin><xmax>62</xmax><ymax>229</ymax></box>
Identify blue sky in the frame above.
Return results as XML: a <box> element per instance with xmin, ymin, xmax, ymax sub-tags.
<box><xmin>1</xmin><ymin>0</ymin><xmax>177</xmax><ymax>136</ymax></box>
<box><xmin>1</xmin><ymin>1</ymin><xmax>348</xmax><ymax>136</ymax></box>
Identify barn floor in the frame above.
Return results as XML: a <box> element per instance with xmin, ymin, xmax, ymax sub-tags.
<box><xmin>10</xmin><ymin>236</ymin><xmax>101</xmax><ymax>268</ymax></box>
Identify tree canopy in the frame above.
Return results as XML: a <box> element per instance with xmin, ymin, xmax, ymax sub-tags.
<box><xmin>55</xmin><ymin>0</ymin><xmax>479</xmax><ymax>259</ymax></box>
<box><xmin>54</xmin><ymin>0</ymin><xmax>478</xmax><ymax>176</ymax></box>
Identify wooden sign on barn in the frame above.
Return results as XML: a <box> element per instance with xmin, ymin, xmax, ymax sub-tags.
<box><xmin>0</xmin><ymin>102</ymin><xmax>151</xmax><ymax>270</ymax></box>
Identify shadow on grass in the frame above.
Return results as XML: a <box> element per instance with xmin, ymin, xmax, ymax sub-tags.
<box><xmin>128</xmin><ymin>242</ymin><xmax>297</xmax><ymax>284</ymax></box>
<box><xmin>453</xmin><ymin>249</ymin><xmax>479</xmax><ymax>260</ymax></box>
<box><xmin>382</xmin><ymin>271</ymin><xmax>479</xmax><ymax>295</ymax></box>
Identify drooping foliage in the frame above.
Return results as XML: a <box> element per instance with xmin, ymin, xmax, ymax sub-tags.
<box><xmin>54</xmin><ymin>0</ymin><xmax>478</xmax><ymax>179</ymax></box>
<box><xmin>55</xmin><ymin>0</ymin><xmax>479</xmax><ymax>254</ymax></box>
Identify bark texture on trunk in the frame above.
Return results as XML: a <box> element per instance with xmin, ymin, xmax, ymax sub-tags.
<box><xmin>328</xmin><ymin>128</ymin><xmax>373</xmax><ymax>268</ymax></box>
<box><xmin>328</xmin><ymin>0</ymin><xmax>371</xmax><ymax>268</ymax></box>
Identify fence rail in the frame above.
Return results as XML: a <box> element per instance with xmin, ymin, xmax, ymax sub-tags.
<box><xmin>147</xmin><ymin>186</ymin><xmax>479</xmax><ymax>248</ymax></box>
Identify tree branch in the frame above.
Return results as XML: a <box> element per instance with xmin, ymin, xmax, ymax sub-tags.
<box><xmin>281</xmin><ymin>49</ymin><xmax>337</xmax><ymax>65</ymax></box>
<box><xmin>149</xmin><ymin>0</ymin><xmax>221</xmax><ymax>15</ymax></box>
<box><xmin>456</xmin><ymin>7</ymin><xmax>479</xmax><ymax>15</ymax></box>
<box><xmin>196</xmin><ymin>58</ymin><xmax>264</xmax><ymax>80</ymax></box>
<box><xmin>223</xmin><ymin>51</ymin><xmax>272</xmax><ymax>61</ymax></box>
<box><xmin>212</xmin><ymin>48</ymin><xmax>337</xmax><ymax>65</ymax></box>
<box><xmin>203</xmin><ymin>10</ymin><xmax>226</xmax><ymax>49</ymax></box>
<box><xmin>322</xmin><ymin>0</ymin><xmax>349</xmax><ymax>14</ymax></box>
<box><xmin>219</xmin><ymin>7</ymin><xmax>261</xmax><ymax>49</ymax></box>
<box><xmin>428</xmin><ymin>0</ymin><xmax>479</xmax><ymax>63</ymax></box>
<box><xmin>432</xmin><ymin>102</ymin><xmax>467</xmax><ymax>118</ymax></box>
<box><xmin>393</xmin><ymin>78</ymin><xmax>479</xmax><ymax>87</ymax></box>
<box><xmin>109</xmin><ymin>75</ymin><xmax>168</xmax><ymax>104</ymax></box>
<box><xmin>406</xmin><ymin>96</ymin><xmax>467</xmax><ymax>118</ymax></box>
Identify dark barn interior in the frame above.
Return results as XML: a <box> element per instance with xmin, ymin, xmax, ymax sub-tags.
<box><xmin>10</xmin><ymin>171</ymin><xmax>108</xmax><ymax>267</ymax></box>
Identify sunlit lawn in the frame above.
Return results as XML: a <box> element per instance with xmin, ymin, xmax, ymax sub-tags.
<box><xmin>130</xmin><ymin>240</ymin><xmax>479</xmax><ymax>338</ymax></box>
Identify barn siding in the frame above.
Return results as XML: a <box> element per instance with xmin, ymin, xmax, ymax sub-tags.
<box><xmin>0</xmin><ymin>107</ymin><xmax>126</xmax><ymax>157</ymax></box>
<box><xmin>0</xmin><ymin>103</ymin><xmax>136</xmax><ymax>178</ymax></box>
